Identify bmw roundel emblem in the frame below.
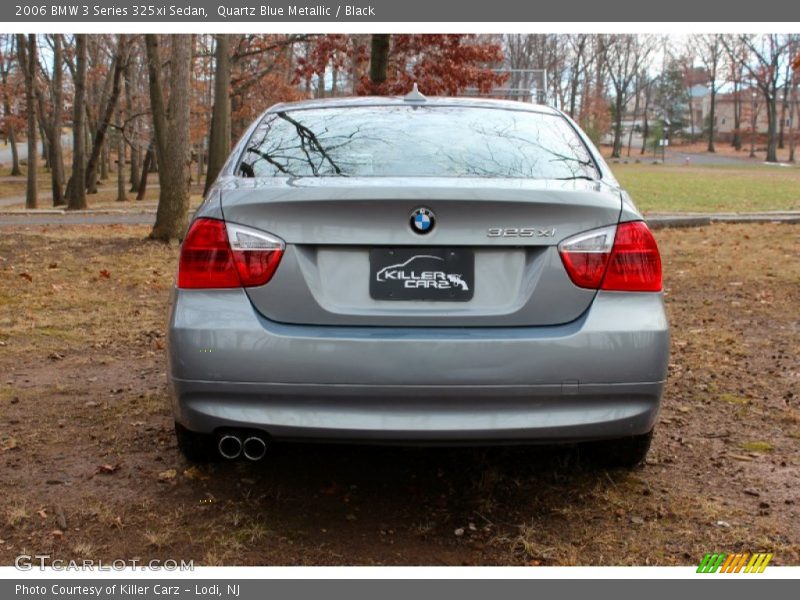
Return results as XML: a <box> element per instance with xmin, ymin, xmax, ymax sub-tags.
<box><xmin>410</xmin><ymin>207</ymin><xmax>435</xmax><ymax>234</ymax></box>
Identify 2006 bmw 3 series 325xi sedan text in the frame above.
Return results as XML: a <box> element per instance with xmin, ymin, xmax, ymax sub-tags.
<box><xmin>168</xmin><ymin>89</ymin><xmax>669</xmax><ymax>467</ymax></box>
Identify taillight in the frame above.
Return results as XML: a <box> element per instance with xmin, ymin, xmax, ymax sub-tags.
<box><xmin>558</xmin><ymin>221</ymin><xmax>662</xmax><ymax>292</ymax></box>
<box><xmin>178</xmin><ymin>218</ymin><xmax>284</xmax><ymax>289</ymax></box>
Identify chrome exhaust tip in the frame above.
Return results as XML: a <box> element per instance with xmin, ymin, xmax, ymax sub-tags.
<box><xmin>218</xmin><ymin>434</ymin><xmax>242</xmax><ymax>460</ymax></box>
<box><xmin>242</xmin><ymin>436</ymin><xmax>268</xmax><ymax>461</ymax></box>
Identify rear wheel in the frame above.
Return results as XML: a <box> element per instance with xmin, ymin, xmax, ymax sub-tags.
<box><xmin>175</xmin><ymin>423</ymin><xmax>216</xmax><ymax>463</ymax></box>
<box><xmin>580</xmin><ymin>430</ymin><xmax>654</xmax><ymax>469</ymax></box>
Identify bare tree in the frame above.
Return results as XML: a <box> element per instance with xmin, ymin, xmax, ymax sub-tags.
<box><xmin>724</xmin><ymin>34</ymin><xmax>794</xmax><ymax>162</ymax></box>
<box><xmin>626</xmin><ymin>69</ymin><xmax>647</xmax><ymax>157</ymax></box>
<box><xmin>146</xmin><ymin>34</ymin><xmax>193</xmax><ymax>241</ymax></box>
<box><xmin>0</xmin><ymin>35</ymin><xmax>22</xmax><ymax>176</ymax></box>
<box><xmin>66</xmin><ymin>34</ymin><xmax>88</xmax><ymax>210</ymax></box>
<box><xmin>204</xmin><ymin>34</ymin><xmax>231</xmax><ymax>195</ymax></box>
<box><xmin>695</xmin><ymin>34</ymin><xmax>724</xmax><ymax>153</ymax></box>
<box><xmin>116</xmin><ymin>102</ymin><xmax>126</xmax><ymax>202</ymax></box>
<box><xmin>789</xmin><ymin>71</ymin><xmax>797</xmax><ymax>162</ymax></box>
<box><xmin>680</xmin><ymin>49</ymin><xmax>698</xmax><ymax>138</ymax></box>
<box><xmin>721</xmin><ymin>35</ymin><xmax>747</xmax><ymax>151</ymax></box>
<box><xmin>84</xmin><ymin>35</ymin><xmax>129</xmax><ymax>195</ymax></box>
<box><xmin>606</xmin><ymin>35</ymin><xmax>653</xmax><ymax>158</ymax></box>
<box><xmin>124</xmin><ymin>52</ymin><xmax>141</xmax><ymax>192</ymax></box>
<box><xmin>566</xmin><ymin>34</ymin><xmax>590</xmax><ymax>118</ymax></box>
<box><xmin>17</xmin><ymin>34</ymin><xmax>38</xmax><ymax>208</ymax></box>
<box><xmin>640</xmin><ymin>77</ymin><xmax>654</xmax><ymax>155</ymax></box>
<box><xmin>35</xmin><ymin>34</ymin><xmax>66</xmax><ymax>206</ymax></box>
<box><xmin>778</xmin><ymin>59</ymin><xmax>793</xmax><ymax>149</ymax></box>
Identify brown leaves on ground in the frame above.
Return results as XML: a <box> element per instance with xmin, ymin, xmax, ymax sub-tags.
<box><xmin>0</xmin><ymin>223</ymin><xmax>798</xmax><ymax>566</ymax></box>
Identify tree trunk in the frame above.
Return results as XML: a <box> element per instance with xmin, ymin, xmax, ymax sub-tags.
<box><xmin>136</xmin><ymin>141</ymin><xmax>154</xmax><ymax>200</ymax></box>
<box><xmin>86</xmin><ymin>36</ymin><xmax>128</xmax><ymax>195</ymax></box>
<box><xmin>0</xmin><ymin>52</ymin><xmax>22</xmax><ymax>176</ymax></box>
<box><xmin>626</xmin><ymin>83</ymin><xmax>640</xmax><ymax>157</ymax></box>
<box><xmin>116</xmin><ymin>106</ymin><xmax>127</xmax><ymax>201</ymax></box>
<box><xmin>778</xmin><ymin>72</ymin><xmax>790</xmax><ymax>149</ymax></box>
<box><xmin>204</xmin><ymin>34</ymin><xmax>231</xmax><ymax>195</ymax></box>
<box><xmin>369</xmin><ymin>34</ymin><xmax>390</xmax><ymax>91</ymax></box>
<box><xmin>611</xmin><ymin>93</ymin><xmax>624</xmax><ymax>158</ymax></box>
<box><xmin>707</xmin><ymin>87</ymin><xmax>717</xmax><ymax>153</ymax></box>
<box><xmin>18</xmin><ymin>34</ymin><xmax>38</xmax><ymax>209</ymax></box>
<box><xmin>7</xmin><ymin>121</ymin><xmax>21</xmax><ymax>176</ymax></box>
<box><xmin>124</xmin><ymin>59</ymin><xmax>140</xmax><ymax>192</ymax></box>
<box><xmin>640</xmin><ymin>82</ymin><xmax>651</xmax><ymax>155</ymax></box>
<box><xmin>50</xmin><ymin>34</ymin><xmax>65</xmax><ymax>206</ymax></box>
<box><xmin>732</xmin><ymin>79</ymin><xmax>742</xmax><ymax>150</ymax></box>
<box><xmin>765</xmin><ymin>90</ymin><xmax>778</xmax><ymax>163</ymax></box>
<box><xmin>39</xmin><ymin>119</ymin><xmax>49</xmax><ymax>167</ymax></box>
<box><xmin>146</xmin><ymin>34</ymin><xmax>193</xmax><ymax>241</ymax></box>
<box><xmin>66</xmin><ymin>34</ymin><xmax>88</xmax><ymax>210</ymax></box>
<box><xmin>100</xmin><ymin>140</ymin><xmax>109</xmax><ymax>181</ymax></box>
<box><xmin>789</xmin><ymin>74</ymin><xmax>797</xmax><ymax>163</ymax></box>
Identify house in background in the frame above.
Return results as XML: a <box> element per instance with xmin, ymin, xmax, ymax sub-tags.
<box><xmin>705</xmin><ymin>86</ymin><xmax>773</xmax><ymax>142</ymax></box>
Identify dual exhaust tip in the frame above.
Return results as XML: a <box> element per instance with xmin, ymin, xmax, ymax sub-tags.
<box><xmin>218</xmin><ymin>433</ymin><xmax>268</xmax><ymax>461</ymax></box>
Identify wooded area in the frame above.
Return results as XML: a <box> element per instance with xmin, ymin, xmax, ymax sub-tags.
<box><xmin>1</xmin><ymin>34</ymin><xmax>799</xmax><ymax>240</ymax></box>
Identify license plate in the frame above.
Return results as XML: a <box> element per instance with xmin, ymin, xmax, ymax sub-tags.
<box><xmin>369</xmin><ymin>248</ymin><xmax>474</xmax><ymax>301</ymax></box>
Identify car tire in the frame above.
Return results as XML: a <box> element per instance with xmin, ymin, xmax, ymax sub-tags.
<box><xmin>580</xmin><ymin>429</ymin><xmax>654</xmax><ymax>469</ymax></box>
<box><xmin>175</xmin><ymin>422</ymin><xmax>216</xmax><ymax>463</ymax></box>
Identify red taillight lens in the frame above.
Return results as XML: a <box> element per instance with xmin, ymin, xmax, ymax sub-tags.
<box><xmin>178</xmin><ymin>218</ymin><xmax>284</xmax><ymax>289</ymax></box>
<box><xmin>601</xmin><ymin>221</ymin><xmax>662</xmax><ymax>292</ymax></box>
<box><xmin>558</xmin><ymin>221</ymin><xmax>662</xmax><ymax>292</ymax></box>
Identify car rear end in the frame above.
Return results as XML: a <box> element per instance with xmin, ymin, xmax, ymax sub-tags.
<box><xmin>168</xmin><ymin>98</ymin><xmax>669</xmax><ymax>465</ymax></box>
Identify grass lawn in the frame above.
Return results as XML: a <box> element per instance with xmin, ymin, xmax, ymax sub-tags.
<box><xmin>611</xmin><ymin>163</ymin><xmax>800</xmax><ymax>213</ymax></box>
<box><xmin>4</xmin><ymin>162</ymin><xmax>800</xmax><ymax>215</ymax></box>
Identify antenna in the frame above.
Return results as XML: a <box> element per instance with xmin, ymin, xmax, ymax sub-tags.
<box><xmin>403</xmin><ymin>83</ymin><xmax>427</xmax><ymax>102</ymax></box>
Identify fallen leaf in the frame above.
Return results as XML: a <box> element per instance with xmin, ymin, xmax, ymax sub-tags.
<box><xmin>158</xmin><ymin>469</ymin><xmax>177</xmax><ymax>482</ymax></box>
<box><xmin>19</xmin><ymin>272</ymin><xmax>33</xmax><ymax>282</ymax></box>
<box><xmin>0</xmin><ymin>437</ymin><xmax>18</xmax><ymax>452</ymax></box>
<box><xmin>99</xmin><ymin>269</ymin><xmax>111</xmax><ymax>279</ymax></box>
<box><xmin>95</xmin><ymin>464</ymin><xmax>120</xmax><ymax>475</ymax></box>
<box><xmin>183</xmin><ymin>466</ymin><xmax>209</xmax><ymax>481</ymax></box>
<box><xmin>729</xmin><ymin>454</ymin><xmax>754</xmax><ymax>462</ymax></box>
<box><xmin>52</xmin><ymin>529</ymin><xmax>64</xmax><ymax>538</ymax></box>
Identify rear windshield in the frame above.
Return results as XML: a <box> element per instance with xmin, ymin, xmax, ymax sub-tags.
<box><xmin>238</xmin><ymin>105</ymin><xmax>598</xmax><ymax>179</ymax></box>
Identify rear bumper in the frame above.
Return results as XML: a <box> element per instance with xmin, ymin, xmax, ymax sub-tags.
<box><xmin>168</xmin><ymin>289</ymin><xmax>669</xmax><ymax>443</ymax></box>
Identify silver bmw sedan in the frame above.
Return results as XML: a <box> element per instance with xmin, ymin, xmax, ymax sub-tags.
<box><xmin>168</xmin><ymin>91</ymin><xmax>669</xmax><ymax>467</ymax></box>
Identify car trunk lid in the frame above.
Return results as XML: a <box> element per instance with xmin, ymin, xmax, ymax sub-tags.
<box><xmin>218</xmin><ymin>176</ymin><xmax>622</xmax><ymax>327</ymax></box>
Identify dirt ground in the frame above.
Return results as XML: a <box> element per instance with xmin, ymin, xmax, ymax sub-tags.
<box><xmin>0</xmin><ymin>223</ymin><xmax>798</xmax><ymax>566</ymax></box>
